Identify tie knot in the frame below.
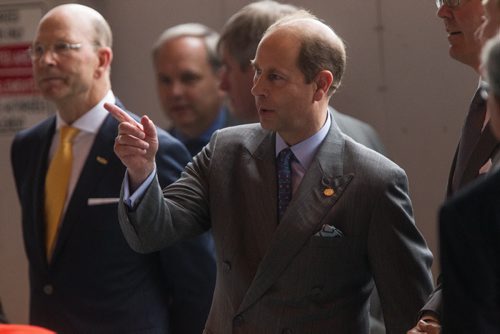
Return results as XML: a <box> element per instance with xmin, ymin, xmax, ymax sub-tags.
<box><xmin>60</xmin><ymin>126</ymin><xmax>79</xmax><ymax>144</ymax></box>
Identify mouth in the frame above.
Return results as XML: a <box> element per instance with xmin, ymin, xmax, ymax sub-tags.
<box><xmin>258</xmin><ymin>107</ymin><xmax>274</xmax><ymax>115</ymax></box>
<box><xmin>38</xmin><ymin>76</ymin><xmax>64</xmax><ymax>85</ymax></box>
<box><xmin>170</xmin><ymin>105</ymin><xmax>190</xmax><ymax>112</ymax></box>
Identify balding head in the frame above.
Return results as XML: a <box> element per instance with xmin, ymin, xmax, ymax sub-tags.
<box><xmin>32</xmin><ymin>4</ymin><xmax>113</xmax><ymax>120</ymax></box>
<box><xmin>41</xmin><ymin>4</ymin><xmax>112</xmax><ymax>49</ymax></box>
<box><xmin>262</xmin><ymin>11</ymin><xmax>346</xmax><ymax>95</ymax></box>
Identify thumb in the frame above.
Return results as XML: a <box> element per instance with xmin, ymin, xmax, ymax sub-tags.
<box><xmin>141</xmin><ymin>115</ymin><xmax>157</xmax><ymax>141</ymax></box>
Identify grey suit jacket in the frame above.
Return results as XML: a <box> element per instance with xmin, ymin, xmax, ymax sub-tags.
<box><xmin>118</xmin><ymin>119</ymin><xmax>433</xmax><ymax>334</ymax></box>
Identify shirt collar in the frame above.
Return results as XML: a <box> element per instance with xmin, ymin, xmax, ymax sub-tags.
<box><xmin>56</xmin><ymin>90</ymin><xmax>116</xmax><ymax>133</ymax></box>
<box><xmin>275</xmin><ymin>111</ymin><xmax>331</xmax><ymax>171</ymax></box>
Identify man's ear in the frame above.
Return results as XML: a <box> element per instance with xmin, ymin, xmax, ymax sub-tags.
<box><xmin>313</xmin><ymin>70</ymin><xmax>333</xmax><ymax>101</ymax></box>
<box><xmin>94</xmin><ymin>47</ymin><xmax>113</xmax><ymax>78</ymax></box>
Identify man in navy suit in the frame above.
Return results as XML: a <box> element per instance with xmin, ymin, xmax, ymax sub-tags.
<box><xmin>152</xmin><ymin>23</ymin><xmax>235</xmax><ymax>156</ymax></box>
<box><xmin>10</xmin><ymin>4</ymin><xmax>215</xmax><ymax>333</ymax></box>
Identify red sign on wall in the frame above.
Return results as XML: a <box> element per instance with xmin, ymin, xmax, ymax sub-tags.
<box><xmin>0</xmin><ymin>3</ymin><xmax>53</xmax><ymax>135</ymax></box>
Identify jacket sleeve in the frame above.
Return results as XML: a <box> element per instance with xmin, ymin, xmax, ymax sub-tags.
<box><xmin>367</xmin><ymin>166</ymin><xmax>434</xmax><ymax>334</ymax></box>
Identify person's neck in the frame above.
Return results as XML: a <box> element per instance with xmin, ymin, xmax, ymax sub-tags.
<box><xmin>177</xmin><ymin>108</ymin><xmax>220</xmax><ymax>139</ymax></box>
<box><xmin>280</xmin><ymin>105</ymin><xmax>328</xmax><ymax>146</ymax></box>
<box><xmin>57</xmin><ymin>89</ymin><xmax>108</xmax><ymax>125</ymax></box>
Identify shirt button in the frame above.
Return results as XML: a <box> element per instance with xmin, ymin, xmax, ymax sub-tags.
<box><xmin>43</xmin><ymin>284</ymin><xmax>54</xmax><ymax>295</ymax></box>
<box><xmin>233</xmin><ymin>314</ymin><xmax>244</xmax><ymax>327</ymax></box>
<box><xmin>223</xmin><ymin>260</ymin><xmax>231</xmax><ymax>273</ymax></box>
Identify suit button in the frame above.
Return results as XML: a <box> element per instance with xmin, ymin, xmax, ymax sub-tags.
<box><xmin>43</xmin><ymin>284</ymin><xmax>53</xmax><ymax>295</ymax></box>
<box><xmin>282</xmin><ymin>329</ymin><xmax>293</xmax><ymax>334</ymax></box>
<box><xmin>233</xmin><ymin>314</ymin><xmax>244</xmax><ymax>327</ymax></box>
<box><xmin>223</xmin><ymin>260</ymin><xmax>231</xmax><ymax>273</ymax></box>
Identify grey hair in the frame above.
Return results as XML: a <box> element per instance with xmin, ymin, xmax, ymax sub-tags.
<box><xmin>482</xmin><ymin>35</ymin><xmax>500</xmax><ymax>99</ymax></box>
<box><xmin>152</xmin><ymin>23</ymin><xmax>221</xmax><ymax>72</ymax></box>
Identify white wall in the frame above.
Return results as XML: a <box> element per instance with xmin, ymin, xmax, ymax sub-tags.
<box><xmin>0</xmin><ymin>0</ymin><xmax>478</xmax><ymax>324</ymax></box>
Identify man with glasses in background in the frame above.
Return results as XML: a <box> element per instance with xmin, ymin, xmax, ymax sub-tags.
<box><xmin>10</xmin><ymin>4</ymin><xmax>215</xmax><ymax>333</ymax></box>
<box><xmin>408</xmin><ymin>0</ymin><xmax>500</xmax><ymax>333</ymax></box>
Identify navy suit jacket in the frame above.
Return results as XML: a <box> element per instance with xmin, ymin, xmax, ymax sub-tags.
<box><xmin>440</xmin><ymin>167</ymin><xmax>500</xmax><ymax>333</ymax></box>
<box><xmin>11</xmin><ymin>105</ymin><xmax>216</xmax><ymax>334</ymax></box>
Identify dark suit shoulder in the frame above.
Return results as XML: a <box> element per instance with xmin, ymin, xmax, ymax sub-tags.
<box><xmin>331</xmin><ymin>108</ymin><xmax>386</xmax><ymax>155</ymax></box>
<box><xmin>343</xmin><ymin>136</ymin><xmax>404</xmax><ymax>182</ymax></box>
<box><xmin>207</xmin><ymin>123</ymin><xmax>268</xmax><ymax>151</ymax></box>
<box><xmin>443</xmin><ymin>167</ymin><xmax>500</xmax><ymax>212</ymax></box>
<box><xmin>12</xmin><ymin>116</ymin><xmax>54</xmax><ymax>145</ymax></box>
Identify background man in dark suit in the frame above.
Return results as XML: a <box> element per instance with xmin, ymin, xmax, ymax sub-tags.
<box><xmin>217</xmin><ymin>0</ymin><xmax>386</xmax><ymax>156</ymax></box>
<box><xmin>10</xmin><ymin>4</ymin><xmax>215</xmax><ymax>333</ymax></box>
<box><xmin>109</xmin><ymin>11</ymin><xmax>433</xmax><ymax>333</ymax></box>
<box><xmin>152</xmin><ymin>23</ymin><xmax>234</xmax><ymax>156</ymax></box>
<box><xmin>408</xmin><ymin>0</ymin><xmax>500</xmax><ymax>333</ymax></box>
<box><xmin>439</xmin><ymin>10</ymin><xmax>500</xmax><ymax>334</ymax></box>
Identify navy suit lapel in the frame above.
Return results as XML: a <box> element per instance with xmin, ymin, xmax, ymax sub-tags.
<box><xmin>237</xmin><ymin>118</ymin><xmax>354</xmax><ymax>313</ymax></box>
<box><xmin>51</xmin><ymin>114</ymin><xmax>119</xmax><ymax>262</ymax></box>
<box><xmin>32</xmin><ymin>118</ymin><xmax>57</xmax><ymax>267</ymax></box>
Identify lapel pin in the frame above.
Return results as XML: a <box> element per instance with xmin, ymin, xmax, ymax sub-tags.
<box><xmin>96</xmin><ymin>156</ymin><xmax>108</xmax><ymax>165</ymax></box>
<box><xmin>323</xmin><ymin>187</ymin><xmax>335</xmax><ymax>197</ymax></box>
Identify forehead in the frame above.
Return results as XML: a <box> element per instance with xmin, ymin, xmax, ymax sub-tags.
<box><xmin>35</xmin><ymin>11</ymin><xmax>92</xmax><ymax>42</ymax></box>
<box><xmin>255</xmin><ymin>29</ymin><xmax>300</xmax><ymax>68</ymax></box>
<box><xmin>161</xmin><ymin>36</ymin><xmax>207</xmax><ymax>55</ymax></box>
<box><xmin>156</xmin><ymin>36</ymin><xmax>214</xmax><ymax>74</ymax></box>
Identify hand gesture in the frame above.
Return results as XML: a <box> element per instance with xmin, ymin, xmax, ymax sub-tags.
<box><xmin>105</xmin><ymin>103</ymin><xmax>158</xmax><ymax>190</ymax></box>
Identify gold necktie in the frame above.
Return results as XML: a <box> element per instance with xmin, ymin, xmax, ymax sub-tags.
<box><xmin>44</xmin><ymin>126</ymin><xmax>79</xmax><ymax>259</ymax></box>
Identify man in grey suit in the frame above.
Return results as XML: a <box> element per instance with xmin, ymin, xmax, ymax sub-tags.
<box><xmin>218</xmin><ymin>0</ymin><xmax>386</xmax><ymax>156</ymax></box>
<box><xmin>109</xmin><ymin>11</ymin><xmax>433</xmax><ymax>334</ymax></box>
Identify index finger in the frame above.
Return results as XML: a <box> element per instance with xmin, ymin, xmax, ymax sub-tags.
<box><xmin>105</xmin><ymin>103</ymin><xmax>143</xmax><ymax>130</ymax></box>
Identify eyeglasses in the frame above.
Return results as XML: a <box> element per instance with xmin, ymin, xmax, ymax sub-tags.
<box><xmin>435</xmin><ymin>0</ymin><xmax>461</xmax><ymax>8</ymax></box>
<box><xmin>28</xmin><ymin>42</ymin><xmax>82</xmax><ymax>60</ymax></box>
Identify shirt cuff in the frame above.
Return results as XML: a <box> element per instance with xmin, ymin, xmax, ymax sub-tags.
<box><xmin>123</xmin><ymin>167</ymin><xmax>157</xmax><ymax>208</ymax></box>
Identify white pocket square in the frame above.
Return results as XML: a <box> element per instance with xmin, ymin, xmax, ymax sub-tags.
<box><xmin>87</xmin><ymin>198</ymin><xmax>120</xmax><ymax>206</ymax></box>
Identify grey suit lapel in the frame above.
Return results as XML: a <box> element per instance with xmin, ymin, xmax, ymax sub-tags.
<box><xmin>240</xmin><ymin>131</ymin><xmax>279</xmax><ymax>260</ymax></box>
<box><xmin>237</xmin><ymin>119</ymin><xmax>354</xmax><ymax>314</ymax></box>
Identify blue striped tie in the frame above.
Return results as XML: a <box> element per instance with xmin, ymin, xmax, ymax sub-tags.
<box><xmin>277</xmin><ymin>148</ymin><xmax>294</xmax><ymax>220</ymax></box>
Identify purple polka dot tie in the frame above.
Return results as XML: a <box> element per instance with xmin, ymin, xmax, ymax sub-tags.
<box><xmin>277</xmin><ymin>148</ymin><xmax>294</xmax><ymax>221</ymax></box>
